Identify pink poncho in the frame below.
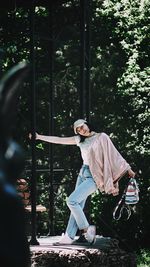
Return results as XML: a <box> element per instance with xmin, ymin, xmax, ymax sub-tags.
<box><xmin>88</xmin><ymin>133</ymin><xmax>131</xmax><ymax>196</ymax></box>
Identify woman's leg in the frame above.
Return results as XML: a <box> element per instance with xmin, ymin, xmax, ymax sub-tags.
<box><xmin>65</xmin><ymin>169</ymin><xmax>87</xmax><ymax>239</ymax></box>
<box><xmin>66</xmin><ymin>166</ymin><xmax>97</xmax><ymax>239</ymax></box>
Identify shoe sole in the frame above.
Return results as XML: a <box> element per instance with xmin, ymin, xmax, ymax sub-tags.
<box><xmin>90</xmin><ymin>235</ymin><xmax>96</xmax><ymax>245</ymax></box>
<box><xmin>52</xmin><ymin>242</ymin><xmax>73</xmax><ymax>246</ymax></box>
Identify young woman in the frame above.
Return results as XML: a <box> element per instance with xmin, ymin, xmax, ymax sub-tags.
<box><xmin>29</xmin><ymin>119</ymin><xmax>135</xmax><ymax>244</ymax></box>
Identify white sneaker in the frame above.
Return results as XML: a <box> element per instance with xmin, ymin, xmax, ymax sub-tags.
<box><xmin>58</xmin><ymin>233</ymin><xmax>74</xmax><ymax>244</ymax></box>
<box><xmin>84</xmin><ymin>225</ymin><xmax>96</xmax><ymax>244</ymax></box>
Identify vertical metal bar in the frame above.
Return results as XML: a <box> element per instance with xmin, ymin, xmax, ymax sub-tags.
<box><xmin>48</xmin><ymin>2</ymin><xmax>54</xmax><ymax>236</ymax></box>
<box><xmin>29</xmin><ymin>2</ymin><xmax>39</xmax><ymax>245</ymax></box>
<box><xmin>0</xmin><ymin>49</ymin><xmax>4</xmax><ymax>79</ymax></box>
<box><xmin>80</xmin><ymin>0</ymin><xmax>91</xmax><ymax>121</ymax></box>
<box><xmin>85</xmin><ymin>0</ymin><xmax>91</xmax><ymax>122</ymax></box>
<box><xmin>80</xmin><ymin>0</ymin><xmax>86</xmax><ymax>118</ymax></box>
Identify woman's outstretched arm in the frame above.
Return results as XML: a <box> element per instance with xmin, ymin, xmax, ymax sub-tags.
<box><xmin>29</xmin><ymin>132</ymin><xmax>77</xmax><ymax>145</ymax></box>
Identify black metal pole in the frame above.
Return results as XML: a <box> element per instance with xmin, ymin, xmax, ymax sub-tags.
<box><xmin>80</xmin><ymin>0</ymin><xmax>91</xmax><ymax>121</ymax></box>
<box><xmin>0</xmin><ymin>49</ymin><xmax>4</xmax><ymax>79</ymax></box>
<box><xmin>48</xmin><ymin>2</ymin><xmax>54</xmax><ymax>236</ymax></box>
<box><xmin>80</xmin><ymin>0</ymin><xmax>86</xmax><ymax>118</ymax></box>
<box><xmin>85</xmin><ymin>0</ymin><xmax>91</xmax><ymax>122</ymax></box>
<box><xmin>29</xmin><ymin>2</ymin><xmax>39</xmax><ymax>245</ymax></box>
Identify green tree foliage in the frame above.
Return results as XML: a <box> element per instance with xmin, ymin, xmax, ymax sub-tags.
<box><xmin>90</xmin><ymin>0</ymin><xmax>150</xmax><ymax>249</ymax></box>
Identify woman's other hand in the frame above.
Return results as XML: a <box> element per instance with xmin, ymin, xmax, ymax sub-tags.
<box><xmin>128</xmin><ymin>168</ymin><xmax>136</xmax><ymax>178</ymax></box>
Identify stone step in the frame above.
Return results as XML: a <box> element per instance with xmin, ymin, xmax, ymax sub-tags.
<box><xmin>30</xmin><ymin>236</ymin><xmax>136</xmax><ymax>267</ymax></box>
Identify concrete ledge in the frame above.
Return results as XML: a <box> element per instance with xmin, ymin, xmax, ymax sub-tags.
<box><xmin>30</xmin><ymin>236</ymin><xmax>136</xmax><ymax>267</ymax></box>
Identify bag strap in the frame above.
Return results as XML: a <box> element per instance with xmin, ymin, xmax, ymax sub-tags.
<box><xmin>113</xmin><ymin>187</ymin><xmax>132</xmax><ymax>220</ymax></box>
<box><xmin>113</xmin><ymin>177</ymin><xmax>137</xmax><ymax>221</ymax></box>
<box><xmin>113</xmin><ymin>201</ymin><xmax>132</xmax><ymax>221</ymax></box>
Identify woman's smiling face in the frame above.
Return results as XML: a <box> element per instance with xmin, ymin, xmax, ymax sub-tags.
<box><xmin>76</xmin><ymin>123</ymin><xmax>90</xmax><ymax>136</ymax></box>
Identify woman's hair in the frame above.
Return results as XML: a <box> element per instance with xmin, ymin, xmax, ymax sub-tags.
<box><xmin>78</xmin><ymin>122</ymin><xmax>96</xmax><ymax>143</ymax></box>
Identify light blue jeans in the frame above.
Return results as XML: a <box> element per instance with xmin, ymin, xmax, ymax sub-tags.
<box><xmin>66</xmin><ymin>164</ymin><xmax>97</xmax><ymax>239</ymax></box>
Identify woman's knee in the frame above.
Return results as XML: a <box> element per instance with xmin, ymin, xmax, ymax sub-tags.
<box><xmin>67</xmin><ymin>196</ymin><xmax>77</xmax><ymax>207</ymax></box>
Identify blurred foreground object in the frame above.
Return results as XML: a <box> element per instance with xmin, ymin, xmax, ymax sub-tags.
<box><xmin>0</xmin><ymin>62</ymin><xmax>30</xmax><ymax>267</ymax></box>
